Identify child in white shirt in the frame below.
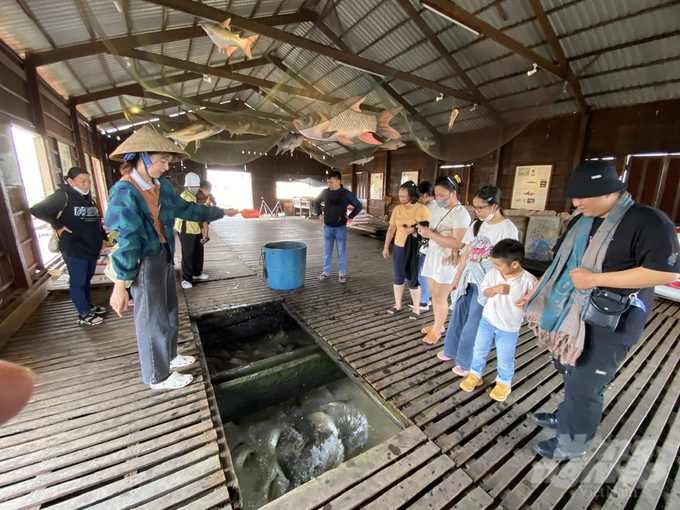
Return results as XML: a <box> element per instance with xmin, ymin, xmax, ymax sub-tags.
<box><xmin>460</xmin><ymin>239</ymin><xmax>537</xmax><ymax>401</ymax></box>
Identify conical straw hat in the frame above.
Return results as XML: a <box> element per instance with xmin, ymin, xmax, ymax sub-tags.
<box><xmin>109</xmin><ymin>125</ymin><xmax>190</xmax><ymax>162</ymax></box>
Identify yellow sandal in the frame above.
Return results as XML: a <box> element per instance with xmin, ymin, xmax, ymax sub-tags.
<box><xmin>422</xmin><ymin>332</ymin><xmax>440</xmax><ymax>345</ymax></box>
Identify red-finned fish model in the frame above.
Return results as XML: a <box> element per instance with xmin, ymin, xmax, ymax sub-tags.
<box><xmin>201</xmin><ymin>18</ymin><xmax>258</xmax><ymax>59</ymax></box>
<box><xmin>293</xmin><ymin>96</ymin><xmax>402</xmax><ymax>146</ymax></box>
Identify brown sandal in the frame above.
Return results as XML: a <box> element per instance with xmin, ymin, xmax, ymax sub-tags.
<box><xmin>421</xmin><ymin>325</ymin><xmax>445</xmax><ymax>335</ymax></box>
<box><xmin>422</xmin><ymin>332</ymin><xmax>440</xmax><ymax>345</ymax></box>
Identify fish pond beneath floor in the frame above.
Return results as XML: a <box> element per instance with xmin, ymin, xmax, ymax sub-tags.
<box><xmin>198</xmin><ymin>304</ymin><xmax>403</xmax><ymax>509</ymax></box>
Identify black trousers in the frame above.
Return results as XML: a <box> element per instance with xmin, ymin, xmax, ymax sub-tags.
<box><xmin>554</xmin><ymin>338</ymin><xmax>630</xmax><ymax>449</ymax></box>
<box><xmin>178</xmin><ymin>231</ymin><xmax>204</xmax><ymax>282</ymax></box>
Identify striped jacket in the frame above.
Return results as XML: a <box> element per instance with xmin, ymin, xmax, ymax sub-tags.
<box><xmin>104</xmin><ymin>177</ymin><xmax>224</xmax><ymax>281</ymax></box>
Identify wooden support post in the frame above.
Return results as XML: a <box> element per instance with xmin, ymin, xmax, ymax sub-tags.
<box><xmin>490</xmin><ymin>146</ymin><xmax>502</xmax><ymax>186</ymax></box>
<box><xmin>68</xmin><ymin>98</ymin><xmax>87</xmax><ymax>168</ymax></box>
<box><xmin>563</xmin><ymin>112</ymin><xmax>590</xmax><ymax>212</ymax></box>
<box><xmin>653</xmin><ymin>155</ymin><xmax>671</xmax><ymax>209</ymax></box>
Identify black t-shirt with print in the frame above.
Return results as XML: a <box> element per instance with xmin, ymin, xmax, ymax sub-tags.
<box><xmin>554</xmin><ymin>203</ymin><xmax>679</xmax><ymax>346</ymax></box>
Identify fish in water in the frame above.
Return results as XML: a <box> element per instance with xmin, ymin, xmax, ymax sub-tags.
<box><xmin>350</xmin><ymin>156</ymin><xmax>374</xmax><ymax>166</ymax></box>
<box><xmin>167</xmin><ymin>120</ymin><xmax>223</xmax><ymax>150</ymax></box>
<box><xmin>276</xmin><ymin>132</ymin><xmax>304</xmax><ymax>155</ymax></box>
<box><xmin>380</xmin><ymin>139</ymin><xmax>406</xmax><ymax>151</ymax></box>
<box><xmin>201</xmin><ymin>18</ymin><xmax>259</xmax><ymax>59</ymax></box>
<box><xmin>293</xmin><ymin>96</ymin><xmax>402</xmax><ymax>145</ymax></box>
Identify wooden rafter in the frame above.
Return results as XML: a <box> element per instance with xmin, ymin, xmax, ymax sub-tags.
<box><xmin>395</xmin><ymin>0</ymin><xmax>504</xmax><ymax>125</ymax></box>
<box><xmin>118</xmin><ymin>49</ymin><xmax>385</xmax><ymax>111</ymax></box>
<box><xmin>72</xmin><ymin>57</ymin><xmax>270</xmax><ymax>104</ymax></box>
<box><xmin>142</xmin><ymin>0</ymin><xmax>478</xmax><ymax>102</ymax></box>
<box><xmin>28</xmin><ymin>11</ymin><xmax>318</xmax><ymax>67</ymax></box>
<box><xmin>527</xmin><ymin>0</ymin><xmax>588</xmax><ymax>112</ymax></box>
<box><xmin>420</xmin><ymin>0</ymin><xmax>566</xmax><ymax>79</ymax></box>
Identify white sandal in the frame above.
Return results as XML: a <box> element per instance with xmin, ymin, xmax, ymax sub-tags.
<box><xmin>170</xmin><ymin>355</ymin><xmax>196</xmax><ymax>369</ymax></box>
<box><xmin>150</xmin><ymin>372</ymin><xmax>193</xmax><ymax>390</ymax></box>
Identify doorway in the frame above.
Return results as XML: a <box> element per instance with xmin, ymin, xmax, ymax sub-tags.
<box><xmin>10</xmin><ymin>125</ymin><xmax>55</xmax><ymax>265</ymax></box>
<box><xmin>206</xmin><ymin>169</ymin><xmax>253</xmax><ymax>211</ymax></box>
<box><xmin>624</xmin><ymin>153</ymin><xmax>680</xmax><ymax>223</ymax></box>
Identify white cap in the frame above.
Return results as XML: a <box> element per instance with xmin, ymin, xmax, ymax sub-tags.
<box><xmin>184</xmin><ymin>172</ymin><xmax>200</xmax><ymax>187</ymax></box>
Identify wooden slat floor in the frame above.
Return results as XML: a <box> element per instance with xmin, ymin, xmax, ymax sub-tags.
<box><xmin>0</xmin><ymin>282</ymin><xmax>234</xmax><ymax>509</ymax></box>
<box><xmin>204</xmin><ymin>217</ymin><xmax>680</xmax><ymax>510</ymax></box>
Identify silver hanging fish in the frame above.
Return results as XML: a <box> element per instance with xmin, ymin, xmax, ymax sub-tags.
<box><xmin>201</xmin><ymin>18</ymin><xmax>259</xmax><ymax>59</ymax></box>
<box><xmin>276</xmin><ymin>133</ymin><xmax>304</xmax><ymax>155</ymax></box>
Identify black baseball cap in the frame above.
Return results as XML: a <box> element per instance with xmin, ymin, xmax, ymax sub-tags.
<box><xmin>563</xmin><ymin>161</ymin><xmax>626</xmax><ymax>199</ymax></box>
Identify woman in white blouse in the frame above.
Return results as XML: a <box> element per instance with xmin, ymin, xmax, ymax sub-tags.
<box><xmin>417</xmin><ymin>175</ymin><xmax>471</xmax><ymax>345</ymax></box>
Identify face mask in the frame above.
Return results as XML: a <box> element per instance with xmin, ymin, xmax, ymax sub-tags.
<box><xmin>479</xmin><ymin>205</ymin><xmax>496</xmax><ymax>222</ymax></box>
<box><xmin>188</xmin><ymin>187</ymin><xmax>200</xmax><ymax>194</ymax></box>
<box><xmin>435</xmin><ymin>193</ymin><xmax>453</xmax><ymax>208</ymax></box>
<box><xmin>71</xmin><ymin>185</ymin><xmax>88</xmax><ymax>196</ymax></box>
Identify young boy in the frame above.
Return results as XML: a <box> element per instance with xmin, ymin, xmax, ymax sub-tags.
<box><xmin>460</xmin><ymin>239</ymin><xmax>537</xmax><ymax>401</ymax></box>
<box><xmin>196</xmin><ymin>180</ymin><xmax>216</xmax><ymax>244</ymax></box>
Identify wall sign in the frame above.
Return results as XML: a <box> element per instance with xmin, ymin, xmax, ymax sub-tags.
<box><xmin>401</xmin><ymin>171</ymin><xmax>419</xmax><ymax>184</ymax></box>
<box><xmin>370</xmin><ymin>172</ymin><xmax>384</xmax><ymax>200</ymax></box>
<box><xmin>511</xmin><ymin>165</ymin><xmax>552</xmax><ymax>210</ymax></box>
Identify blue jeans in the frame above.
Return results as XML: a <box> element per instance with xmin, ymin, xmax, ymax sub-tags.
<box><xmin>418</xmin><ymin>255</ymin><xmax>430</xmax><ymax>304</ymax></box>
<box><xmin>323</xmin><ymin>225</ymin><xmax>347</xmax><ymax>275</ymax></box>
<box><xmin>470</xmin><ymin>316</ymin><xmax>519</xmax><ymax>387</ymax></box>
<box><xmin>442</xmin><ymin>283</ymin><xmax>484</xmax><ymax>370</ymax></box>
<box><xmin>62</xmin><ymin>254</ymin><xmax>98</xmax><ymax>316</ymax></box>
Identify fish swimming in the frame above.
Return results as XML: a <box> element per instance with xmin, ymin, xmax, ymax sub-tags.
<box><xmin>293</xmin><ymin>96</ymin><xmax>402</xmax><ymax>145</ymax></box>
<box><xmin>276</xmin><ymin>132</ymin><xmax>304</xmax><ymax>155</ymax></box>
<box><xmin>201</xmin><ymin>18</ymin><xmax>258</xmax><ymax>59</ymax></box>
<box><xmin>350</xmin><ymin>156</ymin><xmax>374</xmax><ymax>166</ymax></box>
<box><xmin>167</xmin><ymin>120</ymin><xmax>223</xmax><ymax>150</ymax></box>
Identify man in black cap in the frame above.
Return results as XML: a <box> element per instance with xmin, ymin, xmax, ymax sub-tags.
<box><xmin>520</xmin><ymin>161</ymin><xmax>679</xmax><ymax>460</ymax></box>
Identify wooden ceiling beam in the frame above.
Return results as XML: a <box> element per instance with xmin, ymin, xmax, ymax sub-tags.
<box><xmin>72</xmin><ymin>56</ymin><xmax>270</xmax><ymax>104</ymax></box>
<box><xmin>527</xmin><ymin>0</ymin><xmax>588</xmax><ymax>113</ymax></box>
<box><xmin>28</xmin><ymin>11</ymin><xmax>318</xmax><ymax>67</ymax></box>
<box><xmin>142</xmin><ymin>0</ymin><xmax>477</xmax><ymax>102</ymax></box>
<box><xmin>420</xmin><ymin>0</ymin><xmax>566</xmax><ymax>80</ymax></box>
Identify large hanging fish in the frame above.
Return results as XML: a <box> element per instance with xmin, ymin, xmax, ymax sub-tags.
<box><xmin>276</xmin><ymin>133</ymin><xmax>304</xmax><ymax>155</ymax></box>
<box><xmin>293</xmin><ymin>96</ymin><xmax>402</xmax><ymax>146</ymax></box>
<box><xmin>350</xmin><ymin>156</ymin><xmax>374</xmax><ymax>166</ymax></box>
<box><xmin>201</xmin><ymin>18</ymin><xmax>258</xmax><ymax>59</ymax></box>
<box><xmin>167</xmin><ymin>117</ymin><xmax>223</xmax><ymax>149</ymax></box>
<box><xmin>379</xmin><ymin>139</ymin><xmax>406</xmax><ymax>151</ymax></box>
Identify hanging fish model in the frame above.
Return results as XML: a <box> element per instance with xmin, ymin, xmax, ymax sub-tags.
<box><xmin>379</xmin><ymin>139</ymin><xmax>406</xmax><ymax>151</ymax></box>
<box><xmin>276</xmin><ymin>133</ymin><xmax>304</xmax><ymax>155</ymax></box>
<box><xmin>293</xmin><ymin>96</ymin><xmax>402</xmax><ymax>145</ymax></box>
<box><xmin>167</xmin><ymin>120</ymin><xmax>223</xmax><ymax>149</ymax></box>
<box><xmin>201</xmin><ymin>18</ymin><xmax>259</xmax><ymax>59</ymax></box>
<box><xmin>350</xmin><ymin>156</ymin><xmax>374</xmax><ymax>166</ymax></box>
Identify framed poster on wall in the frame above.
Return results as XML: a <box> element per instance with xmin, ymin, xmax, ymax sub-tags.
<box><xmin>511</xmin><ymin>165</ymin><xmax>552</xmax><ymax>210</ymax></box>
<box><xmin>401</xmin><ymin>171</ymin><xmax>419</xmax><ymax>184</ymax></box>
<box><xmin>370</xmin><ymin>172</ymin><xmax>384</xmax><ymax>200</ymax></box>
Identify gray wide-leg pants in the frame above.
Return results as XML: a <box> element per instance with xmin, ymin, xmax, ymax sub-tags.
<box><xmin>131</xmin><ymin>244</ymin><xmax>179</xmax><ymax>384</ymax></box>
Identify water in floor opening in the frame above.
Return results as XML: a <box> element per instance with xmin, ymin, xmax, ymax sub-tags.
<box><xmin>223</xmin><ymin>378</ymin><xmax>402</xmax><ymax>510</ymax></box>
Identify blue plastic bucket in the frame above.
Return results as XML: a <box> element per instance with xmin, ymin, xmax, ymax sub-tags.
<box><xmin>261</xmin><ymin>241</ymin><xmax>307</xmax><ymax>290</ymax></box>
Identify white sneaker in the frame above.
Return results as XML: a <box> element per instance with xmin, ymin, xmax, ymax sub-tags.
<box><xmin>181</xmin><ymin>280</ymin><xmax>193</xmax><ymax>289</ymax></box>
<box><xmin>150</xmin><ymin>371</ymin><xmax>193</xmax><ymax>390</ymax></box>
<box><xmin>408</xmin><ymin>302</ymin><xmax>431</xmax><ymax>311</ymax></box>
<box><xmin>170</xmin><ymin>354</ymin><xmax>196</xmax><ymax>369</ymax></box>
<box><xmin>194</xmin><ymin>273</ymin><xmax>209</xmax><ymax>280</ymax></box>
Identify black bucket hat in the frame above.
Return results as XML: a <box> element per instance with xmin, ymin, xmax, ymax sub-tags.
<box><xmin>563</xmin><ymin>161</ymin><xmax>626</xmax><ymax>199</ymax></box>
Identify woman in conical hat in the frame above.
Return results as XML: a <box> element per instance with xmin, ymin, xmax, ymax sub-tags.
<box><xmin>105</xmin><ymin>126</ymin><xmax>235</xmax><ymax>390</ymax></box>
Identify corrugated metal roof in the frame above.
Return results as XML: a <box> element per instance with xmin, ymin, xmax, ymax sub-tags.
<box><xmin>0</xmin><ymin>0</ymin><xmax>677</xmax><ymax>137</ymax></box>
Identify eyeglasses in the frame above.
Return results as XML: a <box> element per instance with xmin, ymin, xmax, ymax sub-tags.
<box><xmin>473</xmin><ymin>204</ymin><xmax>492</xmax><ymax>211</ymax></box>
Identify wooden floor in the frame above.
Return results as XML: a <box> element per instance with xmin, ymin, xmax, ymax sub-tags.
<box><xmin>2</xmin><ymin>216</ymin><xmax>680</xmax><ymax>509</ymax></box>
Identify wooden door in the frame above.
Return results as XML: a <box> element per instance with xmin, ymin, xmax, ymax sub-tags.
<box><xmin>625</xmin><ymin>155</ymin><xmax>680</xmax><ymax>223</ymax></box>
<box><xmin>355</xmin><ymin>171</ymin><xmax>368</xmax><ymax>210</ymax></box>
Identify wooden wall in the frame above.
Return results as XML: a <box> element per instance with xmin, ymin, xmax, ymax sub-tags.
<box><xmin>0</xmin><ymin>40</ymin><xmax>104</xmax><ymax>313</ymax></box>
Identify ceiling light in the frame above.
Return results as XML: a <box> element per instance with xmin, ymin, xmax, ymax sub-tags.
<box><xmin>470</xmin><ymin>103</ymin><xmax>477</xmax><ymax>112</ymax></box>
<box><xmin>203</xmin><ymin>74</ymin><xmax>212</xmax><ymax>83</ymax></box>
<box><xmin>527</xmin><ymin>63</ymin><xmax>539</xmax><ymax>76</ymax></box>
<box><xmin>421</xmin><ymin>2</ymin><xmax>480</xmax><ymax>36</ymax></box>
<box><xmin>435</xmin><ymin>93</ymin><xmax>444</xmax><ymax>102</ymax></box>
<box><xmin>334</xmin><ymin>60</ymin><xmax>385</xmax><ymax>77</ymax></box>
<box><xmin>113</xmin><ymin>0</ymin><xmax>122</xmax><ymax>13</ymax></box>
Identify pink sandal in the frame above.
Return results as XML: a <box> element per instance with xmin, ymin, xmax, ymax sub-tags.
<box><xmin>437</xmin><ymin>351</ymin><xmax>453</xmax><ymax>361</ymax></box>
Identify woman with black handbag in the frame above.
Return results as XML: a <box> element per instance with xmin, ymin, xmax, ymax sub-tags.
<box><xmin>519</xmin><ymin>161</ymin><xmax>680</xmax><ymax>460</ymax></box>
<box><xmin>30</xmin><ymin>167</ymin><xmax>108</xmax><ymax>325</ymax></box>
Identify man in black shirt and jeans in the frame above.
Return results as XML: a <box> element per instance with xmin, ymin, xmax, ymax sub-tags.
<box><xmin>314</xmin><ymin>171</ymin><xmax>363</xmax><ymax>283</ymax></box>
<box><xmin>520</xmin><ymin>161</ymin><xmax>679</xmax><ymax>460</ymax></box>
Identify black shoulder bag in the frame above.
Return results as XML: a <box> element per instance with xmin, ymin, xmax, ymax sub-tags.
<box><xmin>581</xmin><ymin>288</ymin><xmax>639</xmax><ymax>332</ymax></box>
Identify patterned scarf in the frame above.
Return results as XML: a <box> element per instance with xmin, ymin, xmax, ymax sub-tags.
<box><xmin>525</xmin><ymin>192</ymin><xmax>634</xmax><ymax>365</ymax></box>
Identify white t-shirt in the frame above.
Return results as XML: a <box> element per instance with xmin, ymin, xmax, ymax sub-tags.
<box><xmin>480</xmin><ymin>268</ymin><xmax>538</xmax><ymax>332</ymax></box>
<box><xmin>463</xmin><ymin>218</ymin><xmax>519</xmax><ymax>287</ymax></box>
<box><xmin>421</xmin><ymin>205</ymin><xmax>471</xmax><ymax>284</ymax></box>
<box><xmin>426</xmin><ymin>200</ymin><xmax>438</xmax><ymax>214</ymax></box>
